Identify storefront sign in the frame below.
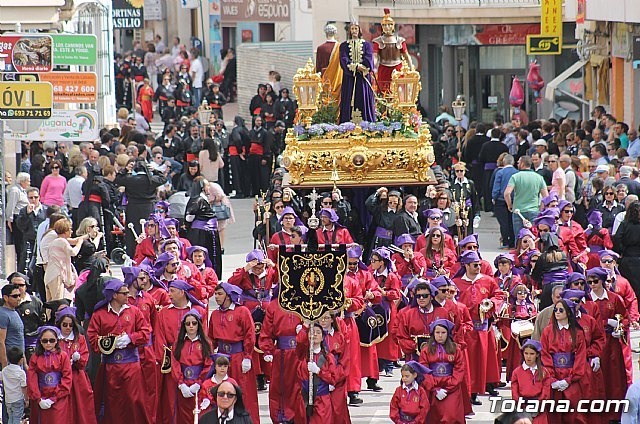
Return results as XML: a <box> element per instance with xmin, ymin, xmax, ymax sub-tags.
<box><xmin>445</xmin><ymin>24</ymin><xmax>540</xmax><ymax>46</ymax></box>
<box><xmin>541</xmin><ymin>0</ymin><xmax>562</xmax><ymax>36</ymax></box>
<box><xmin>38</xmin><ymin>72</ymin><xmax>97</xmax><ymax>103</ymax></box>
<box><xmin>145</xmin><ymin>0</ymin><xmax>163</xmax><ymax>19</ymax></box>
<box><xmin>221</xmin><ymin>0</ymin><xmax>290</xmax><ymax>22</ymax></box>
<box><xmin>0</xmin><ymin>82</ymin><xmax>53</xmax><ymax>119</ymax></box>
<box><xmin>5</xmin><ymin>109</ymin><xmax>99</xmax><ymax>141</ymax></box>
<box><xmin>526</xmin><ymin>35</ymin><xmax>562</xmax><ymax>55</ymax></box>
<box><xmin>612</xmin><ymin>23</ymin><xmax>631</xmax><ymax>59</ymax></box>
<box><xmin>112</xmin><ymin>0</ymin><xmax>144</xmax><ymax>29</ymax></box>
<box><xmin>0</xmin><ymin>35</ymin><xmax>53</xmax><ymax>73</ymax></box>
<box><xmin>51</xmin><ymin>34</ymin><xmax>97</xmax><ymax>66</ymax></box>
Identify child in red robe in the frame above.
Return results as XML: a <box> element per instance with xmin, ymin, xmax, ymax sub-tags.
<box><xmin>510</xmin><ymin>339</ymin><xmax>551</xmax><ymax>424</ymax></box>
<box><xmin>389</xmin><ymin>361</ymin><xmax>430</xmax><ymax>423</ymax></box>
<box><xmin>27</xmin><ymin>326</ymin><xmax>73</xmax><ymax>424</ymax></box>
<box><xmin>198</xmin><ymin>354</ymin><xmax>237</xmax><ymax>412</ymax></box>
<box><xmin>55</xmin><ymin>307</ymin><xmax>97</xmax><ymax>424</ymax></box>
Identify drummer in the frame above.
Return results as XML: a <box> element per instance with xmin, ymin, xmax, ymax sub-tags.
<box><xmin>227</xmin><ymin>249</ymin><xmax>277</xmax><ymax>392</ymax></box>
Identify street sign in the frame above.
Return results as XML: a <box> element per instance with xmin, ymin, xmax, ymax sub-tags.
<box><xmin>38</xmin><ymin>72</ymin><xmax>97</xmax><ymax>103</ymax></box>
<box><xmin>541</xmin><ymin>0</ymin><xmax>562</xmax><ymax>36</ymax></box>
<box><xmin>0</xmin><ymin>34</ymin><xmax>53</xmax><ymax>73</ymax></box>
<box><xmin>51</xmin><ymin>34</ymin><xmax>97</xmax><ymax>66</ymax></box>
<box><xmin>4</xmin><ymin>109</ymin><xmax>99</xmax><ymax>141</ymax></box>
<box><xmin>0</xmin><ymin>82</ymin><xmax>53</xmax><ymax>119</ymax></box>
<box><xmin>112</xmin><ymin>0</ymin><xmax>144</xmax><ymax>29</ymax></box>
<box><xmin>527</xmin><ymin>35</ymin><xmax>562</xmax><ymax>55</ymax></box>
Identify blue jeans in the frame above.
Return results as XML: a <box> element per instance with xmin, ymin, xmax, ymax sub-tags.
<box><xmin>6</xmin><ymin>400</ymin><xmax>23</xmax><ymax>424</ymax></box>
<box><xmin>512</xmin><ymin>209</ymin><xmax>538</xmax><ymax>240</ymax></box>
<box><xmin>192</xmin><ymin>87</ymin><xmax>202</xmax><ymax>107</ymax></box>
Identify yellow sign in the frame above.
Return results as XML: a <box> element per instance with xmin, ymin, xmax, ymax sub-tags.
<box><xmin>541</xmin><ymin>0</ymin><xmax>562</xmax><ymax>36</ymax></box>
<box><xmin>527</xmin><ymin>35</ymin><xmax>562</xmax><ymax>55</ymax></box>
<box><xmin>0</xmin><ymin>82</ymin><xmax>53</xmax><ymax>119</ymax></box>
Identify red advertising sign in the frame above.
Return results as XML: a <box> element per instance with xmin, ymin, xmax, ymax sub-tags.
<box><xmin>474</xmin><ymin>24</ymin><xmax>541</xmax><ymax>45</ymax></box>
<box><xmin>0</xmin><ymin>35</ymin><xmax>53</xmax><ymax>73</ymax></box>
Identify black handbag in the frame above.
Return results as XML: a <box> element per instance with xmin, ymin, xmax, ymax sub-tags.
<box><xmin>212</xmin><ymin>203</ymin><xmax>230</xmax><ymax>220</ymax></box>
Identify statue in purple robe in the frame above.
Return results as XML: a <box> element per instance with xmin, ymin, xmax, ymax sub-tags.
<box><xmin>339</xmin><ymin>22</ymin><xmax>376</xmax><ymax>124</ymax></box>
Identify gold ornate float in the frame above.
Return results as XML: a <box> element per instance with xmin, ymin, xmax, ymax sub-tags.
<box><xmin>282</xmin><ymin>57</ymin><xmax>435</xmax><ymax>187</ymax></box>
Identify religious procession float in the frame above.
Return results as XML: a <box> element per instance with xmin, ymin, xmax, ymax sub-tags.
<box><xmin>281</xmin><ymin>10</ymin><xmax>437</xmax><ymax>188</ymax></box>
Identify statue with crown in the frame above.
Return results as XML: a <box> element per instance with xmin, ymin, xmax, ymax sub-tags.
<box><xmin>281</xmin><ymin>9</ymin><xmax>436</xmax><ymax>187</ymax></box>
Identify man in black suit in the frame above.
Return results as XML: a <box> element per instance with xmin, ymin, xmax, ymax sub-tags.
<box><xmin>15</xmin><ymin>187</ymin><xmax>47</xmax><ymax>274</ymax></box>
<box><xmin>199</xmin><ymin>381</ymin><xmax>253</xmax><ymax>424</ymax></box>
<box><xmin>462</xmin><ymin>123</ymin><xmax>490</xmax><ymax>204</ymax></box>
<box><xmin>392</xmin><ymin>194</ymin><xmax>421</xmax><ymax>241</ymax></box>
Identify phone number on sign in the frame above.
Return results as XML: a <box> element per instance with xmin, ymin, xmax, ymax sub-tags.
<box><xmin>0</xmin><ymin>109</ymin><xmax>52</xmax><ymax>118</ymax></box>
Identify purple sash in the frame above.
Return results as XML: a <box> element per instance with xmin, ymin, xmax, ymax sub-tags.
<box><xmin>431</xmin><ymin>362</ymin><xmax>454</xmax><ymax>377</ymax></box>
<box><xmin>181</xmin><ymin>364</ymin><xmax>204</xmax><ymax>380</ymax></box>
<box><xmin>552</xmin><ymin>352</ymin><xmax>575</xmax><ymax>368</ymax></box>
<box><xmin>588</xmin><ymin>245</ymin><xmax>604</xmax><ymax>253</ymax></box>
<box><xmin>277</xmin><ymin>336</ymin><xmax>297</xmax><ymax>350</ymax></box>
<box><xmin>484</xmin><ymin>163</ymin><xmax>498</xmax><ymax>171</ymax></box>
<box><xmin>25</xmin><ymin>335</ymin><xmax>38</xmax><ymax>349</ymax></box>
<box><xmin>38</xmin><ymin>371</ymin><xmax>61</xmax><ymax>388</ymax></box>
<box><xmin>472</xmin><ymin>319</ymin><xmax>489</xmax><ymax>331</ymax></box>
<box><xmin>191</xmin><ymin>218</ymin><xmax>218</xmax><ymax>232</ymax></box>
<box><xmin>542</xmin><ymin>270</ymin><xmax>569</xmax><ymax>286</ymax></box>
<box><xmin>218</xmin><ymin>340</ymin><xmax>243</xmax><ymax>355</ymax></box>
<box><xmin>302</xmin><ymin>379</ymin><xmax>330</xmax><ymax>396</ymax></box>
<box><xmin>375</xmin><ymin>227</ymin><xmax>393</xmax><ymax>240</ymax></box>
<box><xmin>399</xmin><ymin>411</ymin><xmax>417</xmax><ymax>422</ymax></box>
<box><xmin>241</xmin><ymin>290</ymin><xmax>273</xmax><ymax>303</ymax></box>
<box><xmin>344</xmin><ymin>312</ymin><xmax>355</xmax><ymax>318</ymax></box>
<box><xmin>103</xmin><ymin>347</ymin><xmax>140</xmax><ymax>364</ymax></box>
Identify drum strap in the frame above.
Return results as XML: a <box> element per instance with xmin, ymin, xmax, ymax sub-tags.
<box><xmin>418</xmin><ymin>311</ymin><xmax>431</xmax><ymax>334</ymax></box>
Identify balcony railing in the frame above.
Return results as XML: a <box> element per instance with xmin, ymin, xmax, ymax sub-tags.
<box><xmin>359</xmin><ymin>0</ymin><xmax>540</xmax><ymax>6</ymax></box>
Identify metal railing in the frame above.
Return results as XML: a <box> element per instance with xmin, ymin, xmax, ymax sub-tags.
<box><xmin>359</xmin><ymin>0</ymin><xmax>540</xmax><ymax>6</ymax></box>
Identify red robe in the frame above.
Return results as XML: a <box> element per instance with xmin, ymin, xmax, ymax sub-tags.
<box><xmin>296</xmin><ymin>349</ymin><xmax>338</xmax><ymax>424</ymax></box>
<box><xmin>145</xmin><ymin>285</ymin><xmax>171</xmax><ymax>308</ymax></box>
<box><xmin>418</xmin><ymin>248</ymin><xmax>457</xmax><ymax>277</ymax></box>
<box><xmin>415</xmin><ymin>232</ymin><xmax>456</xmax><ymax>254</ymax></box>
<box><xmin>162</xmin><ymin>262</ymin><xmax>207</xmax><ymax>301</ymax></box>
<box><xmin>27</xmin><ymin>350</ymin><xmax>73</xmax><ymax>424</ymax></box>
<box><xmin>138</xmin><ymin>84</ymin><xmax>155</xmax><ymax>122</ymax></box>
<box><xmin>59</xmin><ymin>334</ymin><xmax>97</xmax><ymax>424</ymax></box>
<box><xmin>372</xmin><ymin>270</ymin><xmax>402</xmax><ymax>361</ymax></box>
<box><xmin>389</xmin><ymin>383</ymin><xmax>429</xmax><ymax>424</ymax></box>
<box><xmin>557</xmin><ymin>221</ymin><xmax>588</xmax><ymax>266</ymax></box>
<box><xmin>392</xmin><ymin>251</ymin><xmax>428</xmax><ymax>280</ymax></box>
<box><xmin>576</xmin><ymin>312</ymin><xmax>607</xmax><ymax>424</ymax></box>
<box><xmin>452</xmin><ymin>300</ymin><xmax>474</xmax><ymax>416</ymax></box>
<box><xmin>259</xmin><ymin>300</ymin><xmax>304</xmax><ymax>423</ymax></box>
<box><xmin>453</xmin><ymin>273</ymin><xmax>505</xmax><ymax>393</ymax></box>
<box><xmin>296</xmin><ymin>322</ymin><xmax>352</xmax><ymax>424</ymax></box>
<box><xmin>396</xmin><ymin>306</ymin><xmax>449</xmax><ymax>361</ymax></box>
<box><xmin>267</xmin><ymin>230</ymin><xmax>294</xmax><ymax>264</ymax></box>
<box><xmin>128</xmin><ymin>292</ymin><xmax>159</xmax><ymax>422</ymax></box>
<box><xmin>194</xmin><ymin>265</ymin><xmax>219</xmax><ymax>299</ymax></box>
<box><xmin>612</xmin><ymin>274</ymin><xmax>636</xmax><ymax>386</ymax></box>
<box><xmin>208</xmin><ymin>304</ymin><xmax>260</xmax><ymax>424</ymax></box>
<box><xmin>585</xmin><ymin>228</ymin><xmax>614</xmax><ymax>268</ymax></box>
<box><xmin>154</xmin><ymin>304</ymin><xmax>207</xmax><ymax>424</ymax></box>
<box><xmin>87</xmin><ymin>304</ymin><xmax>151</xmax><ymax>424</ymax></box>
<box><xmin>540</xmin><ymin>325</ymin><xmax>588</xmax><ymax>424</ymax></box>
<box><xmin>449</xmin><ymin>259</ymin><xmax>493</xmax><ymax>278</ymax></box>
<box><xmin>419</xmin><ymin>345</ymin><xmax>466</xmax><ymax>424</ymax></box>
<box><xmin>134</xmin><ymin>237</ymin><xmax>161</xmax><ymax>265</ymax></box>
<box><xmin>171</xmin><ymin>338</ymin><xmax>213</xmax><ymax>424</ymax></box>
<box><xmin>347</xmin><ymin>267</ymin><xmax>381</xmax><ymax>379</ymax></box>
<box><xmin>510</xmin><ymin>364</ymin><xmax>551</xmax><ymax>424</ymax></box>
<box><xmin>315</xmin><ymin>225</ymin><xmax>353</xmax><ymax>245</ymax></box>
<box><xmin>588</xmin><ymin>291</ymin><xmax>629</xmax><ymax>421</ymax></box>
<box><xmin>343</xmin><ymin>274</ymin><xmax>365</xmax><ymax>392</ymax></box>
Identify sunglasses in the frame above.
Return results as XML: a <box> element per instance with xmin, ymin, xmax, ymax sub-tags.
<box><xmin>61</xmin><ymin>322</ymin><xmax>74</xmax><ymax>328</ymax></box>
<box><xmin>571</xmin><ymin>281</ymin><xmax>585</xmax><ymax>286</ymax></box>
<box><xmin>470</xmin><ymin>263</ymin><xmax>481</xmax><ymax>268</ymax></box>
<box><xmin>51</xmin><ymin>166</ymin><xmax>60</xmax><ymax>169</ymax></box>
<box><xmin>184</xmin><ymin>321</ymin><xmax>198</xmax><ymax>327</ymax></box>
<box><xmin>465</xmin><ymin>245</ymin><xmax>478</xmax><ymax>251</ymax></box>
<box><xmin>553</xmin><ymin>307</ymin><xmax>565</xmax><ymax>313</ymax></box>
<box><xmin>321</xmin><ymin>201</ymin><xmax>332</xmax><ymax>205</ymax></box>
<box><xmin>116</xmin><ymin>290</ymin><xmax>130</xmax><ymax>295</ymax></box>
<box><xmin>41</xmin><ymin>338</ymin><xmax>57</xmax><ymax>344</ymax></box>
<box><xmin>274</xmin><ymin>205</ymin><xmax>284</xmax><ymax>210</ymax></box>
<box><xmin>605</xmin><ymin>192</ymin><xmax>615</xmax><ymax>195</ymax></box>
<box><xmin>347</xmin><ymin>262</ymin><xmax>359</xmax><ymax>266</ymax></box>
<box><xmin>587</xmin><ymin>279</ymin><xmax>600</xmax><ymax>284</ymax></box>
<box><xmin>415</xmin><ymin>293</ymin><xmax>431</xmax><ymax>299</ymax></box>
<box><xmin>562</xmin><ymin>209</ymin><xmax>574</xmax><ymax>214</ymax></box>
<box><xmin>7</xmin><ymin>294</ymin><xmax>20</xmax><ymax>299</ymax></box>
<box><xmin>217</xmin><ymin>392</ymin><xmax>237</xmax><ymax>399</ymax></box>
<box><xmin>430</xmin><ymin>234</ymin><xmax>442</xmax><ymax>238</ymax></box>
<box><xmin>13</xmin><ymin>283</ymin><xmax>26</xmax><ymax>287</ymax></box>
<box><xmin>516</xmin><ymin>291</ymin><xmax>529</xmax><ymax>295</ymax></box>
<box><xmin>601</xmin><ymin>259</ymin><xmax>614</xmax><ymax>264</ymax></box>
<box><xmin>455</xmin><ymin>169</ymin><xmax>465</xmax><ymax>173</ymax></box>
<box><xmin>429</xmin><ymin>216</ymin><xmax>442</xmax><ymax>220</ymax></box>
<box><xmin>28</xmin><ymin>196</ymin><xmax>39</xmax><ymax>199</ymax></box>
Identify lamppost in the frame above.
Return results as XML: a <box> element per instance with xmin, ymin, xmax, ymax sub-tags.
<box><xmin>390</xmin><ymin>60</ymin><xmax>422</xmax><ymax>126</ymax></box>
<box><xmin>293</xmin><ymin>58</ymin><xmax>323</xmax><ymax>128</ymax></box>
<box><xmin>198</xmin><ymin>99</ymin><xmax>212</xmax><ymax>137</ymax></box>
<box><xmin>451</xmin><ymin>95</ymin><xmax>466</xmax><ymax>125</ymax></box>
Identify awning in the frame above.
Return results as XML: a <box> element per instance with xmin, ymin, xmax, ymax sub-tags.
<box><xmin>544</xmin><ymin>60</ymin><xmax>587</xmax><ymax>102</ymax></box>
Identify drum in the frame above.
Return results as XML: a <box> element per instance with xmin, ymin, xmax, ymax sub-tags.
<box><xmin>356</xmin><ymin>302</ymin><xmax>390</xmax><ymax>347</ymax></box>
<box><xmin>511</xmin><ymin>320</ymin><xmax>534</xmax><ymax>338</ymax></box>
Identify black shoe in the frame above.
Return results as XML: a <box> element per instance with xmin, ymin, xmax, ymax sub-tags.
<box><xmin>348</xmin><ymin>392</ymin><xmax>363</xmax><ymax>405</ymax></box>
<box><xmin>497</xmin><ymin>381</ymin><xmax>507</xmax><ymax>388</ymax></box>
<box><xmin>257</xmin><ymin>374</ymin><xmax>267</xmax><ymax>391</ymax></box>
<box><xmin>486</xmin><ymin>386</ymin><xmax>499</xmax><ymax>396</ymax></box>
<box><xmin>366</xmin><ymin>378</ymin><xmax>382</xmax><ymax>392</ymax></box>
<box><xmin>470</xmin><ymin>394</ymin><xmax>482</xmax><ymax>405</ymax></box>
<box><xmin>393</xmin><ymin>361</ymin><xmax>401</xmax><ymax>368</ymax></box>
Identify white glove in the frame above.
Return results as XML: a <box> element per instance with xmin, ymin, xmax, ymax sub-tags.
<box><xmin>435</xmin><ymin>388</ymin><xmax>448</xmax><ymax>400</ymax></box>
<box><xmin>179</xmin><ymin>383</ymin><xmax>194</xmax><ymax>398</ymax></box>
<box><xmin>329</xmin><ymin>385</ymin><xmax>335</xmax><ymax>392</ymax></box>
<box><xmin>200</xmin><ymin>398</ymin><xmax>211</xmax><ymax>410</ymax></box>
<box><xmin>551</xmin><ymin>381</ymin><xmax>560</xmax><ymax>390</ymax></box>
<box><xmin>296</xmin><ymin>324</ymin><xmax>303</xmax><ymax>334</ymax></box>
<box><xmin>263</xmin><ymin>355</ymin><xmax>274</xmax><ymax>363</ymax></box>
<box><xmin>556</xmin><ymin>380</ymin><xmax>569</xmax><ymax>391</ymax></box>
<box><xmin>591</xmin><ymin>357</ymin><xmax>601</xmax><ymax>372</ymax></box>
<box><xmin>307</xmin><ymin>361</ymin><xmax>321</xmax><ymax>374</ymax></box>
<box><xmin>473</xmin><ymin>216</ymin><xmax>481</xmax><ymax>229</ymax></box>
<box><xmin>189</xmin><ymin>383</ymin><xmax>200</xmax><ymax>394</ymax></box>
<box><xmin>116</xmin><ymin>333</ymin><xmax>131</xmax><ymax>349</ymax></box>
<box><xmin>71</xmin><ymin>351</ymin><xmax>81</xmax><ymax>362</ymax></box>
<box><xmin>607</xmin><ymin>318</ymin><xmax>619</xmax><ymax>328</ymax></box>
<box><xmin>39</xmin><ymin>399</ymin><xmax>54</xmax><ymax>409</ymax></box>
<box><xmin>612</xmin><ymin>330</ymin><xmax>622</xmax><ymax>339</ymax></box>
<box><xmin>241</xmin><ymin>358</ymin><xmax>252</xmax><ymax>373</ymax></box>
